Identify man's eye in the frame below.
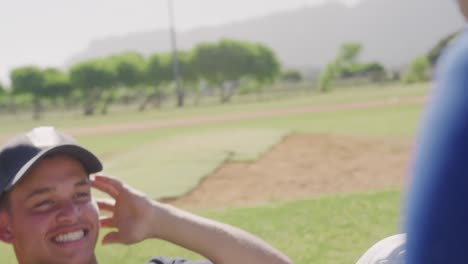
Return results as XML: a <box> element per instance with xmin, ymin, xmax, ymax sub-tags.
<box><xmin>75</xmin><ymin>192</ymin><xmax>90</xmax><ymax>200</ymax></box>
<box><xmin>34</xmin><ymin>200</ymin><xmax>54</xmax><ymax>209</ymax></box>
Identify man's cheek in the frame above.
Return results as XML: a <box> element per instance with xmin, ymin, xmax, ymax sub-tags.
<box><xmin>11</xmin><ymin>214</ymin><xmax>49</xmax><ymax>241</ymax></box>
<box><xmin>84</xmin><ymin>201</ymin><xmax>100</xmax><ymax>224</ymax></box>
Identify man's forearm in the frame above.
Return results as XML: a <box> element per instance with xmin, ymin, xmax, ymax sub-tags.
<box><xmin>151</xmin><ymin>202</ymin><xmax>292</xmax><ymax>264</ymax></box>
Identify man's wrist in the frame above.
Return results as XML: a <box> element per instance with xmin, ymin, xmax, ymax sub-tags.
<box><xmin>146</xmin><ymin>201</ymin><xmax>176</xmax><ymax>240</ymax></box>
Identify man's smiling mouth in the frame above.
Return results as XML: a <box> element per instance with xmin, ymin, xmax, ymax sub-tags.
<box><xmin>53</xmin><ymin>230</ymin><xmax>88</xmax><ymax>243</ymax></box>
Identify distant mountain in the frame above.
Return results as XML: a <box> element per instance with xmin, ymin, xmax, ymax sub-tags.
<box><xmin>66</xmin><ymin>0</ymin><xmax>465</xmax><ymax>72</ymax></box>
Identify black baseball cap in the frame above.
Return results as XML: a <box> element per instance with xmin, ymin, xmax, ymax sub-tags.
<box><xmin>0</xmin><ymin>126</ymin><xmax>102</xmax><ymax>195</ymax></box>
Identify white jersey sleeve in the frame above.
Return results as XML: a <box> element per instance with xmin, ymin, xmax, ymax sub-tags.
<box><xmin>356</xmin><ymin>234</ymin><xmax>406</xmax><ymax>264</ymax></box>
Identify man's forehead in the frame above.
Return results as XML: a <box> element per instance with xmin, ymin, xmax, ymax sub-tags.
<box><xmin>11</xmin><ymin>177</ymin><xmax>90</xmax><ymax>201</ymax></box>
<box><xmin>21</xmin><ymin>173</ymin><xmax>89</xmax><ymax>189</ymax></box>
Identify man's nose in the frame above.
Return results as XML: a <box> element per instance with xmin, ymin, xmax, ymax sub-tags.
<box><xmin>56</xmin><ymin>201</ymin><xmax>80</xmax><ymax>223</ymax></box>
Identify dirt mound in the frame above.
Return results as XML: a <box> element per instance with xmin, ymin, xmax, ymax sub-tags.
<box><xmin>163</xmin><ymin>133</ymin><xmax>412</xmax><ymax>209</ymax></box>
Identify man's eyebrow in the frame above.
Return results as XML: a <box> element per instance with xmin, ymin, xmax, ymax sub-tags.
<box><xmin>26</xmin><ymin>178</ymin><xmax>89</xmax><ymax>200</ymax></box>
<box><xmin>75</xmin><ymin>178</ymin><xmax>90</xmax><ymax>187</ymax></box>
<box><xmin>26</xmin><ymin>187</ymin><xmax>54</xmax><ymax>200</ymax></box>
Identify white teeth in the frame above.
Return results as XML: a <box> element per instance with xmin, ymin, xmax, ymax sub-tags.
<box><xmin>54</xmin><ymin>230</ymin><xmax>85</xmax><ymax>243</ymax></box>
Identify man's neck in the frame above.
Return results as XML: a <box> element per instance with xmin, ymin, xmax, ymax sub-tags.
<box><xmin>17</xmin><ymin>255</ymin><xmax>98</xmax><ymax>264</ymax></box>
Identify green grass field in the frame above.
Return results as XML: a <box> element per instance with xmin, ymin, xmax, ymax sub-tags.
<box><xmin>0</xmin><ymin>83</ymin><xmax>428</xmax><ymax>263</ymax></box>
<box><xmin>0</xmin><ymin>83</ymin><xmax>427</xmax><ymax>137</ymax></box>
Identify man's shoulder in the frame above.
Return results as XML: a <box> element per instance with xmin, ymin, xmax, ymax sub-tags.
<box><xmin>146</xmin><ymin>256</ymin><xmax>212</xmax><ymax>264</ymax></box>
<box><xmin>437</xmin><ymin>29</ymin><xmax>468</xmax><ymax>80</ymax></box>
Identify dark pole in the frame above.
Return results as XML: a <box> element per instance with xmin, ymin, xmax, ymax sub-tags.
<box><xmin>167</xmin><ymin>0</ymin><xmax>183</xmax><ymax>107</ymax></box>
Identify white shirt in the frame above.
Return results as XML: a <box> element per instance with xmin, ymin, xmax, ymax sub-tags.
<box><xmin>356</xmin><ymin>234</ymin><xmax>406</xmax><ymax>264</ymax></box>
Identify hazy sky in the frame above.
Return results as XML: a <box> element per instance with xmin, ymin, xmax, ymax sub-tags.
<box><xmin>0</xmin><ymin>0</ymin><xmax>361</xmax><ymax>84</ymax></box>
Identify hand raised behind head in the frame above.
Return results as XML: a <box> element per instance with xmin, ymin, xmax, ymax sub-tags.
<box><xmin>91</xmin><ymin>175</ymin><xmax>164</xmax><ymax>245</ymax></box>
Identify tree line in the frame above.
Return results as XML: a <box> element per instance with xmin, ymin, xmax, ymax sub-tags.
<box><xmin>319</xmin><ymin>43</ymin><xmax>389</xmax><ymax>92</ymax></box>
<box><xmin>0</xmin><ymin>39</ymin><xmax>286</xmax><ymax>119</ymax></box>
<box><xmin>7</xmin><ymin>34</ymin><xmax>451</xmax><ymax>119</ymax></box>
<box><xmin>402</xmin><ymin>31</ymin><xmax>460</xmax><ymax>84</ymax></box>
<box><xmin>318</xmin><ymin>31</ymin><xmax>462</xmax><ymax>91</ymax></box>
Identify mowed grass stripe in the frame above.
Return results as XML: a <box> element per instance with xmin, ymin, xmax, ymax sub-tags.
<box><xmin>0</xmin><ymin>83</ymin><xmax>428</xmax><ymax>138</ymax></box>
<box><xmin>79</xmin><ymin>102</ymin><xmax>424</xmax><ymax>159</ymax></box>
<box><xmin>79</xmin><ymin>102</ymin><xmax>422</xmax><ymax>200</ymax></box>
<box><xmin>101</xmin><ymin>128</ymin><xmax>288</xmax><ymax>198</ymax></box>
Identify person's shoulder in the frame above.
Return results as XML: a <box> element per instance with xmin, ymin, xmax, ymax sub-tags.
<box><xmin>437</xmin><ymin>28</ymin><xmax>468</xmax><ymax>79</ymax></box>
<box><xmin>146</xmin><ymin>256</ymin><xmax>212</xmax><ymax>264</ymax></box>
<box><xmin>356</xmin><ymin>234</ymin><xmax>406</xmax><ymax>264</ymax></box>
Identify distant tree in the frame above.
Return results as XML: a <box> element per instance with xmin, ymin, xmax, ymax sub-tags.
<box><xmin>250</xmin><ymin>43</ymin><xmax>281</xmax><ymax>99</ymax></box>
<box><xmin>216</xmin><ymin>39</ymin><xmax>253</xmax><ymax>102</ymax></box>
<box><xmin>318</xmin><ymin>43</ymin><xmax>362</xmax><ymax>91</ymax></box>
<box><xmin>281</xmin><ymin>69</ymin><xmax>303</xmax><ymax>83</ymax></box>
<box><xmin>340</xmin><ymin>62</ymin><xmax>386</xmax><ymax>82</ymax></box>
<box><xmin>142</xmin><ymin>53</ymin><xmax>172</xmax><ymax>110</ymax></box>
<box><xmin>336</xmin><ymin>43</ymin><xmax>365</xmax><ymax>78</ymax></box>
<box><xmin>319</xmin><ymin>42</ymin><xmax>388</xmax><ymax>90</ymax></box>
<box><xmin>338</xmin><ymin>43</ymin><xmax>362</xmax><ymax>65</ymax></box>
<box><xmin>94</xmin><ymin>52</ymin><xmax>145</xmax><ymax>114</ymax></box>
<box><xmin>176</xmin><ymin>50</ymin><xmax>200</xmax><ymax>105</ymax></box>
<box><xmin>0</xmin><ymin>81</ymin><xmax>4</xmax><ymax>98</ymax></box>
<box><xmin>177</xmin><ymin>51</ymin><xmax>198</xmax><ymax>84</ymax></box>
<box><xmin>168</xmin><ymin>52</ymin><xmax>186</xmax><ymax>108</ymax></box>
<box><xmin>403</xmin><ymin>56</ymin><xmax>430</xmax><ymax>84</ymax></box>
<box><xmin>0</xmin><ymin>81</ymin><xmax>17</xmax><ymax>114</ymax></box>
<box><xmin>192</xmin><ymin>42</ymin><xmax>224</xmax><ymax>101</ymax></box>
<box><xmin>0</xmin><ymin>81</ymin><xmax>5</xmax><ymax>109</ymax></box>
<box><xmin>112</xmin><ymin>52</ymin><xmax>145</xmax><ymax>88</ymax></box>
<box><xmin>193</xmin><ymin>39</ymin><xmax>280</xmax><ymax>103</ymax></box>
<box><xmin>359</xmin><ymin>62</ymin><xmax>386</xmax><ymax>82</ymax></box>
<box><xmin>10</xmin><ymin>66</ymin><xmax>46</xmax><ymax>119</ymax></box>
<box><xmin>319</xmin><ymin>61</ymin><xmax>339</xmax><ymax>92</ymax></box>
<box><xmin>0</xmin><ymin>81</ymin><xmax>14</xmax><ymax>113</ymax></box>
<box><xmin>157</xmin><ymin>50</ymin><xmax>198</xmax><ymax>108</ymax></box>
<box><xmin>252</xmin><ymin>43</ymin><xmax>281</xmax><ymax>83</ymax></box>
<box><xmin>69</xmin><ymin>60</ymin><xmax>115</xmax><ymax>115</ymax></box>
<box><xmin>43</xmin><ymin>68</ymin><xmax>72</xmax><ymax>107</ymax></box>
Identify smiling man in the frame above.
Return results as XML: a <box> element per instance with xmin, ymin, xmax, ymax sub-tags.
<box><xmin>0</xmin><ymin>127</ymin><xmax>291</xmax><ymax>264</ymax></box>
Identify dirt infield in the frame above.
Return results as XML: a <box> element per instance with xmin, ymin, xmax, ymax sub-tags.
<box><xmin>163</xmin><ymin>133</ymin><xmax>412</xmax><ymax>209</ymax></box>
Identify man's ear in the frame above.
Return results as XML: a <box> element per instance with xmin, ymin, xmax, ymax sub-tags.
<box><xmin>0</xmin><ymin>212</ymin><xmax>13</xmax><ymax>244</ymax></box>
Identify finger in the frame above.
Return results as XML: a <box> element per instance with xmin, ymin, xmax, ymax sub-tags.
<box><xmin>96</xmin><ymin>199</ymin><xmax>115</xmax><ymax>212</ymax></box>
<box><xmin>99</xmin><ymin>216</ymin><xmax>115</xmax><ymax>228</ymax></box>
<box><xmin>91</xmin><ymin>179</ymin><xmax>119</xmax><ymax>198</ymax></box>
<box><xmin>93</xmin><ymin>175</ymin><xmax>124</xmax><ymax>191</ymax></box>
<box><xmin>102</xmin><ymin>231</ymin><xmax>123</xmax><ymax>245</ymax></box>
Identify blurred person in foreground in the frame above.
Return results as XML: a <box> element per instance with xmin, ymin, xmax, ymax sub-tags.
<box><xmin>357</xmin><ymin>0</ymin><xmax>468</xmax><ymax>263</ymax></box>
<box><xmin>405</xmin><ymin>0</ymin><xmax>468</xmax><ymax>262</ymax></box>
<box><xmin>0</xmin><ymin>126</ymin><xmax>291</xmax><ymax>264</ymax></box>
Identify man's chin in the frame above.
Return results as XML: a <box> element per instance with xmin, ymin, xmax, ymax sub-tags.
<box><xmin>45</xmin><ymin>251</ymin><xmax>97</xmax><ymax>264</ymax></box>
<box><xmin>46</xmin><ymin>236</ymin><xmax>98</xmax><ymax>263</ymax></box>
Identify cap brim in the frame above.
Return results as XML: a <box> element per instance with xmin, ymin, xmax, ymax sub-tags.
<box><xmin>7</xmin><ymin>144</ymin><xmax>102</xmax><ymax>190</ymax></box>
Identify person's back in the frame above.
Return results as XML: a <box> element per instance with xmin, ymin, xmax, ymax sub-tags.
<box><xmin>406</xmin><ymin>1</ymin><xmax>468</xmax><ymax>262</ymax></box>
